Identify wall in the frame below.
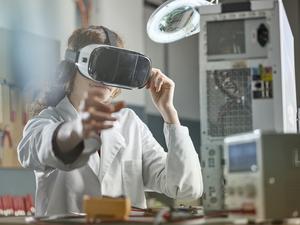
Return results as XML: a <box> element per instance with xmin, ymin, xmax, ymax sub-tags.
<box><xmin>144</xmin><ymin>6</ymin><xmax>166</xmax><ymax>115</ymax></box>
<box><xmin>0</xmin><ymin>0</ymin><xmax>76</xmax><ymax>196</ymax></box>
<box><xmin>0</xmin><ymin>29</ymin><xmax>18</xmax><ymax>168</ymax></box>
<box><xmin>0</xmin><ymin>0</ymin><xmax>76</xmax><ymax>56</ymax></box>
<box><xmin>0</xmin><ymin>169</ymin><xmax>35</xmax><ymax>196</ymax></box>
<box><xmin>92</xmin><ymin>0</ymin><xmax>146</xmax><ymax>108</ymax></box>
<box><xmin>168</xmin><ymin>36</ymin><xmax>200</xmax><ymax>122</ymax></box>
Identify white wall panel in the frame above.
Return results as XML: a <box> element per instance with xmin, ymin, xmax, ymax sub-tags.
<box><xmin>168</xmin><ymin>35</ymin><xmax>200</xmax><ymax>121</ymax></box>
<box><xmin>0</xmin><ymin>0</ymin><xmax>76</xmax><ymax>57</ymax></box>
<box><xmin>144</xmin><ymin>6</ymin><xmax>166</xmax><ymax>115</ymax></box>
<box><xmin>92</xmin><ymin>0</ymin><xmax>146</xmax><ymax>106</ymax></box>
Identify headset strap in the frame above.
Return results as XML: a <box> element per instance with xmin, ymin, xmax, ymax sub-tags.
<box><xmin>101</xmin><ymin>26</ymin><xmax>117</xmax><ymax>47</ymax></box>
<box><xmin>64</xmin><ymin>26</ymin><xmax>117</xmax><ymax>62</ymax></box>
<box><xmin>65</xmin><ymin>49</ymin><xmax>79</xmax><ymax>63</ymax></box>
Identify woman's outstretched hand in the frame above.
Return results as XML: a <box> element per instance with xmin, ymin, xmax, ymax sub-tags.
<box><xmin>146</xmin><ymin>68</ymin><xmax>180</xmax><ymax>125</ymax></box>
<box><xmin>78</xmin><ymin>88</ymin><xmax>125</xmax><ymax>139</ymax></box>
<box><xmin>55</xmin><ymin>88</ymin><xmax>125</xmax><ymax>157</ymax></box>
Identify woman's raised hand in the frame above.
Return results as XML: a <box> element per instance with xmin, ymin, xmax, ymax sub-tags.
<box><xmin>146</xmin><ymin>68</ymin><xmax>180</xmax><ymax>125</ymax></box>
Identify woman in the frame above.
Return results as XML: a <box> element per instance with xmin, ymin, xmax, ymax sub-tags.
<box><xmin>17</xmin><ymin>25</ymin><xmax>203</xmax><ymax>216</ymax></box>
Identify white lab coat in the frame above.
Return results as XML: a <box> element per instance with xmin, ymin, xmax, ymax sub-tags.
<box><xmin>17</xmin><ymin>96</ymin><xmax>203</xmax><ymax>216</ymax></box>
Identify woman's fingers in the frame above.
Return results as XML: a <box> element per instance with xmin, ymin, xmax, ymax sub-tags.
<box><xmin>148</xmin><ymin>69</ymin><xmax>169</xmax><ymax>92</ymax></box>
<box><xmin>83</xmin><ymin>101</ymin><xmax>125</xmax><ymax>136</ymax></box>
<box><xmin>83</xmin><ymin>118</ymin><xmax>115</xmax><ymax>136</ymax></box>
<box><xmin>83</xmin><ymin>94</ymin><xmax>125</xmax><ymax>113</ymax></box>
<box><xmin>146</xmin><ymin>68</ymin><xmax>161</xmax><ymax>90</ymax></box>
<box><xmin>79</xmin><ymin>88</ymin><xmax>126</xmax><ymax>138</ymax></box>
<box><xmin>88</xmin><ymin>121</ymin><xmax>114</xmax><ymax>131</ymax></box>
<box><xmin>156</xmin><ymin>77</ymin><xmax>163</xmax><ymax>92</ymax></box>
<box><xmin>150</xmin><ymin>70</ymin><xmax>160</xmax><ymax>91</ymax></box>
<box><xmin>83</xmin><ymin>97</ymin><xmax>114</xmax><ymax>113</ymax></box>
<box><xmin>147</xmin><ymin>68</ymin><xmax>174</xmax><ymax>92</ymax></box>
<box><xmin>81</xmin><ymin>101</ymin><xmax>125</xmax><ymax>123</ymax></box>
<box><xmin>83</xmin><ymin>122</ymin><xmax>114</xmax><ymax>138</ymax></box>
<box><xmin>83</xmin><ymin>110</ymin><xmax>117</xmax><ymax>123</ymax></box>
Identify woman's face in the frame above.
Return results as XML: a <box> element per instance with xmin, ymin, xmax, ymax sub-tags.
<box><xmin>88</xmin><ymin>80</ymin><xmax>117</xmax><ymax>102</ymax></box>
<box><xmin>73</xmin><ymin>72</ymin><xmax>117</xmax><ymax>103</ymax></box>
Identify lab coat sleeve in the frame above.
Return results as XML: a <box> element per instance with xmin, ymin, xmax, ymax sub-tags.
<box><xmin>17</xmin><ymin>108</ymin><xmax>100</xmax><ymax>172</ymax></box>
<box><xmin>141</xmin><ymin>120</ymin><xmax>203</xmax><ymax>200</ymax></box>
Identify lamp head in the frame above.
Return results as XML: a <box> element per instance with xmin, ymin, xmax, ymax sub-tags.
<box><xmin>147</xmin><ymin>0</ymin><xmax>216</xmax><ymax>43</ymax></box>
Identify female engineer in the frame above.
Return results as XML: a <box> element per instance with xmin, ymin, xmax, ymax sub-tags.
<box><xmin>17</xmin><ymin>25</ymin><xmax>203</xmax><ymax>216</ymax></box>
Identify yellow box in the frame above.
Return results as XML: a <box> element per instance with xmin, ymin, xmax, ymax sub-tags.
<box><xmin>83</xmin><ymin>196</ymin><xmax>131</xmax><ymax>222</ymax></box>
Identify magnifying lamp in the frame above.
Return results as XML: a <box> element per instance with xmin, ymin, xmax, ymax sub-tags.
<box><xmin>147</xmin><ymin>0</ymin><xmax>217</xmax><ymax>43</ymax></box>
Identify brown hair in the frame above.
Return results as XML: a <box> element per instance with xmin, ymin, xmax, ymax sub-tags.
<box><xmin>31</xmin><ymin>25</ymin><xmax>123</xmax><ymax>116</ymax></box>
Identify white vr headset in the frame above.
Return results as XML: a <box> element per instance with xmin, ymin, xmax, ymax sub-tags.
<box><xmin>65</xmin><ymin>44</ymin><xmax>152</xmax><ymax>89</ymax></box>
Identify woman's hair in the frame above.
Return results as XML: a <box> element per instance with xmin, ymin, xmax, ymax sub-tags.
<box><xmin>31</xmin><ymin>25</ymin><xmax>123</xmax><ymax>116</ymax></box>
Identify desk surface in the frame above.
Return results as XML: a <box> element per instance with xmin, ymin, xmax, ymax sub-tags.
<box><xmin>1</xmin><ymin>216</ymin><xmax>300</xmax><ymax>225</ymax></box>
<box><xmin>0</xmin><ymin>216</ymin><xmax>232</xmax><ymax>225</ymax></box>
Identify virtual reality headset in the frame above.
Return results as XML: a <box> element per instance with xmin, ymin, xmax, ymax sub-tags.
<box><xmin>65</xmin><ymin>44</ymin><xmax>152</xmax><ymax>89</ymax></box>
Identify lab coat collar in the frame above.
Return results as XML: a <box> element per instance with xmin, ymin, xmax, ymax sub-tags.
<box><xmin>100</xmin><ymin>124</ymin><xmax>126</xmax><ymax>181</ymax></box>
<box><xmin>56</xmin><ymin>96</ymin><xmax>126</xmax><ymax>181</ymax></box>
<box><xmin>86</xmin><ymin>123</ymin><xmax>126</xmax><ymax>183</ymax></box>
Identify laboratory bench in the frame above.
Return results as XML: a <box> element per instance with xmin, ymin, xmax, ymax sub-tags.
<box><xmin>1</xmin><ymin>215</ymin><xmax>300</xmax><ymax>225</ymax></box>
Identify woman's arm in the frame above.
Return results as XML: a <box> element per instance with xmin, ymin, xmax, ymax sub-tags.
<box><xmin>17</xmin><ymin>109</ymin><xmax>90</xmax><ymax>172</ymax></box>
<box><xmin>55</xmin><ymin>89</ymin><xmax>124</xmax><ymax>156</ymax></box>
<box><xmin>17</xmin><ymin>90</ymin><xmax>124</xmax><ymax>171</ymax></box>
<box><xmin>141</xmin><ymin>68</ymin><xmax>203</xmax><ymax>199</ymax></box>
